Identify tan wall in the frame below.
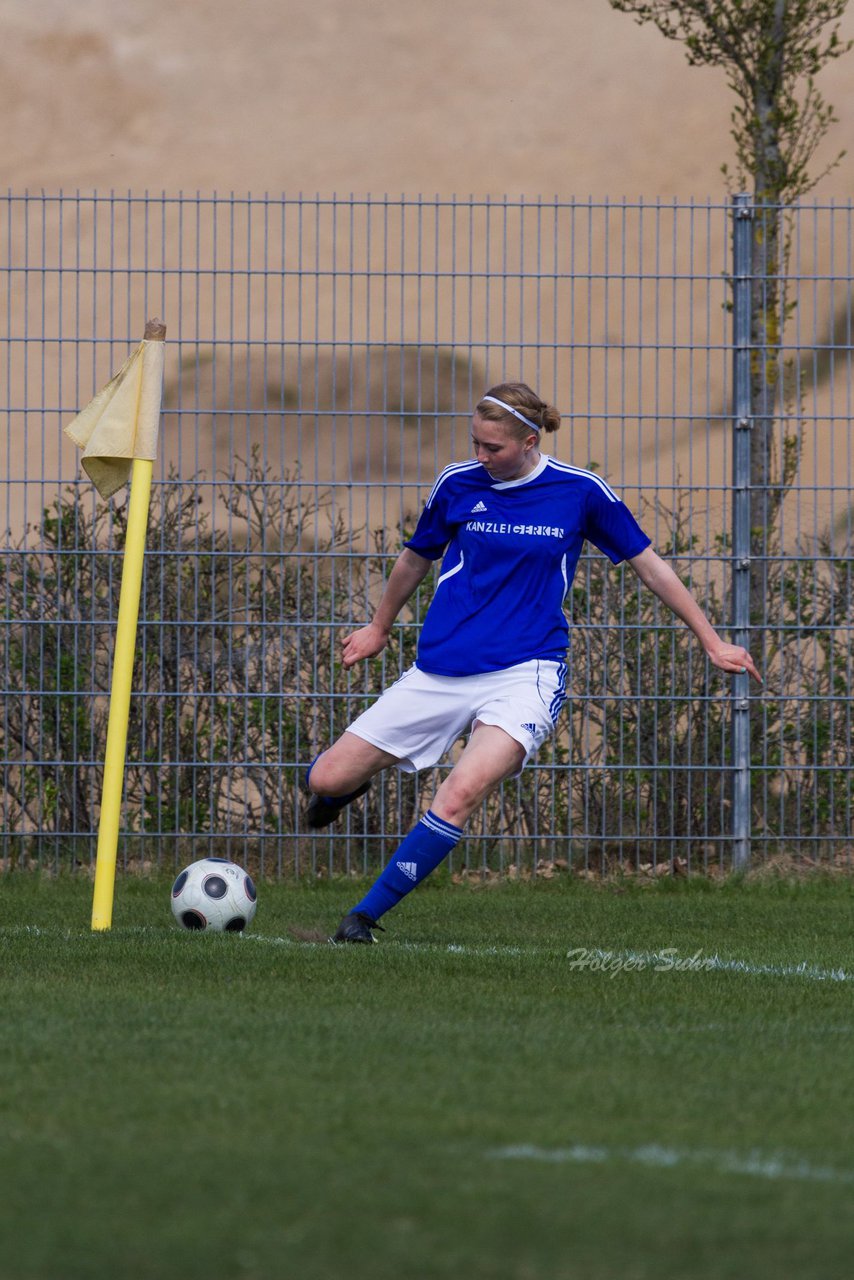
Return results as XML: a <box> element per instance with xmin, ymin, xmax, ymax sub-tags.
<box><xmin>3</xmin><ymin>3</ymin><xmax>854</xmax><ymax>548</ymax></box>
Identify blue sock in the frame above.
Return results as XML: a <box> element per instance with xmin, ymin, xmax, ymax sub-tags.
<box><xmin>352</xmin><ymin>810</ymin><xmax>463</xmax><ymax>922</ymax></box>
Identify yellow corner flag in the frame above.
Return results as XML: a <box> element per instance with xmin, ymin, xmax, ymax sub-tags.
<box><xmin>64</xmin><ymin>319</ymin><xmax>167</xmax><ymax>931</ymax></box>
<box><xmin>65</xmin><ymin>322</ymin><xmax>166</xmax><ymax>500</ymax></box>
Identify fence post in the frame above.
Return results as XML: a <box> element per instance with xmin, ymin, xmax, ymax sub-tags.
<box><xmin>731</xmin><ymin>194</ymin><xmax>753</xmax><ymax>871</ymax></box>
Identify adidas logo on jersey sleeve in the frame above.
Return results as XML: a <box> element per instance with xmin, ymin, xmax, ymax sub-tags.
<box><xmin>470</xmin><ymin>500</ymin><xmax>488</xmax><ymax>513</ymax></box>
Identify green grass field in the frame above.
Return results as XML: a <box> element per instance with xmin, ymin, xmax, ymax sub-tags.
<box><xmin>1</xmin><ymin>870</ymin><xmax>852</xmax><ymax>1280</ymax></box>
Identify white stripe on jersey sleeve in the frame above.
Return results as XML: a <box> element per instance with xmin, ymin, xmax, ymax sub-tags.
<box><xmin>544</xmin><ymin>456</ymin><xmax>620</xmax><ymax>502</ymax></box>
<box><xmin>426</xmin><ymin>460</ymin><xmax>483</xmax><ymax>507</ymax></box>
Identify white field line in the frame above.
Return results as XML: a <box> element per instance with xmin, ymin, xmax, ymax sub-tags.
<box><xmin>241</xmin><ymin>934</ymin><xmax>853</xmax><ymax>984</ymax></box>
<box><xmin>489</xmin><ymin>1142</ymin><xmax>854</xmax><ymax>1186</ymax></box>
<box><xmin>8</xmin><ymin>926</ymin><xmax>848</xmax><ymax>984</ymax></box>
<box><xmin>576</xmin><ymin>947</ymin><xmax>852</xmax><ymax>984</ymax></box>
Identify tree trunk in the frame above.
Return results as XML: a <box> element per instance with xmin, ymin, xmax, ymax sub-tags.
<box><xmin>749</xmin><ymin>3</ymin><xmax>787</xmax><ymax>647</ymax></box>
<box><xmin>749</xmin><ymin>198</ymin><xmax>781</xmax><ymax>643</ymax></box>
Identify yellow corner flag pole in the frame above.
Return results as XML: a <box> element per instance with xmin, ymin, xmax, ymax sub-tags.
<box><xmin>64</xmin><ymin>318</ymin><xmax>167</xmax><ymax>931</ymax></box>
<box><xmin>89</xmin><ymin>454</ymin><xmax>154</xmax><ymax>930</ymax></box>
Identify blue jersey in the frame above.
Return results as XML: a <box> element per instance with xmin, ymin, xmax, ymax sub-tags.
<box><xmin>403</xmin><ymin>454</ymin><xmax>651</xmax><ymax>676</ymax></box>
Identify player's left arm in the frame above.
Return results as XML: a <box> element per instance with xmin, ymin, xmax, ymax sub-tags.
<box><xmin>627</xmin><ymin>546</ymin><xmax>762</xmax><ymax>684</ymax></box>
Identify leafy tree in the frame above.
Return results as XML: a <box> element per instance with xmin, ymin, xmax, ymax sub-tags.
<box><xmin>608</xmin><ymin>1</ymin><xmax>851</xmax><ymax>625</ymax></box>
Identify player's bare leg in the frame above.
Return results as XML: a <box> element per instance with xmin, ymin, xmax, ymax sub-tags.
<box><xmin>304</xmin><ymin>730</ymin><xmax>398</xmax><ymax>830</ymax></box>
<box><xmin>430</xmin><ymin>722</ymin><xmax>526</xmax><ymax>828</ymax></box>
<box><xmin>308</xmin><ymin>730</ymin><xmax>398</xmax><ymax>796</ymax></box>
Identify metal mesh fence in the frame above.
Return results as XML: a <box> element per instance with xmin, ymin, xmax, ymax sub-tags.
<box><xmin>2</xmin><ymin>192</ymin><xmax>853</xmax><ymax>875</ymax></box>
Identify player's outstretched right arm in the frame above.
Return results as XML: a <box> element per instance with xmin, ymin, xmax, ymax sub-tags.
<box><xmin>341</xmin><ymin>548</ymin><xmax>433</xmax><ymax>669</ymax></box>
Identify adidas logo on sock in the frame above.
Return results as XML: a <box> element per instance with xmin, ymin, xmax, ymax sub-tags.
<box><xmin>396</xmin><ymin>860</ymin><xmax>418</xmax><ymax>881</ymax></box>
<box><xmin>471</xmin><ymin>500</ymin><xmax>488</xmax><ymax>513</ymax></box>
<box><xmin>521</xmin><ymin>722</ymin><xmax>538</xmax><ymax>735</ymax></box>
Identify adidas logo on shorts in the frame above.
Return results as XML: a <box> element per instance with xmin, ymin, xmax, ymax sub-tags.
<box><xmin>396</xmin><ymin>860</ymin><xmax>418</xmax><ymax>881</ymax></box>
<box><xmin>471</xmin><ymin>500</ymin><xmax>488</xmax><ymax>513</ymax></box>
<box><xmin>521</xmin><ymin>723</ymin><xmax>538</xmax><ymax>735</ymax></box>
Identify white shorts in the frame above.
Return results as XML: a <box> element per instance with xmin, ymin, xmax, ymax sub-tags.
<box><xmin>346</xmin><ymin>659</ymin><xmax>567</xmax><ymax>774</ymax></box>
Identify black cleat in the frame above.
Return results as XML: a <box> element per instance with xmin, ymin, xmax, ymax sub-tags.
<box><xmin>305</xmin><ymin>780</ymin><xmax>371</xmax><ymax>830</ymax></box>
<box><xmin>331</xmin><ymin>911</ymin><xmax>385</xmax><ymax>945</ymax></box>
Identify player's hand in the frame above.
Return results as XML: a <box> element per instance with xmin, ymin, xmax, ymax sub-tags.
<box><xmin>707</xmin><ymin>642</ymin><xmax>763</xmax><ymax>684</ymax></box>
<box><xmin>340</xmin><ymin>622</ymin><xmax>391</xmax><ymax>669</ymax></box>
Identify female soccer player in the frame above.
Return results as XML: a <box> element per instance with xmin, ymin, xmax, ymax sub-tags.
<box><xmin>305</xmin><ymin>382</ymin><xmax>762</xmax><ymax>943</ymax></box>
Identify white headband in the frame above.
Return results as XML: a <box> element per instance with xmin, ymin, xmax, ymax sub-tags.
<box><xmin>481</xmin><ymin>394</ymin><xmax>541</xmax><ymax>434</ymax></box>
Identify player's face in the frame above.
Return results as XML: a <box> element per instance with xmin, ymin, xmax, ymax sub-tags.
<box><xmin>471</xmin><ymin>414</ymin><xmax>539</xmax><ymax>481</ymax></box>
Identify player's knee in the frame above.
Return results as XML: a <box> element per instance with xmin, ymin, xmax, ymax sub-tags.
<box><xmin>306</xmin><ymin>752</ymin><xmax>358</xmax><ymax>797</ymax></box>
<box><xmin>306</xmin><ymin>753</ymin><xmax>336</xmax><ymax>795</ymax></box>
<box><xmin>434</xmin><ymin>776</ymin><xmax>488</xmax><ymax>826</ymax></box>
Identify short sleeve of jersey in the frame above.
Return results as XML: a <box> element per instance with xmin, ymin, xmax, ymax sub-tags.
<box><xmin>403</xmin><ymin>494</ymin><xmax>452</xmax><ymax>561</ymax></box>
<box><xmin>583</xmin><ymin>485</ymin><xmax>651</xmax><ymax>564</ymax></box>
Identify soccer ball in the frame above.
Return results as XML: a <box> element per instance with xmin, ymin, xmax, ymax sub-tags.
<box><xmin>170</xmin><ymin>858</ymin><xmax>258</xmax><ymax>933</ymax></box>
